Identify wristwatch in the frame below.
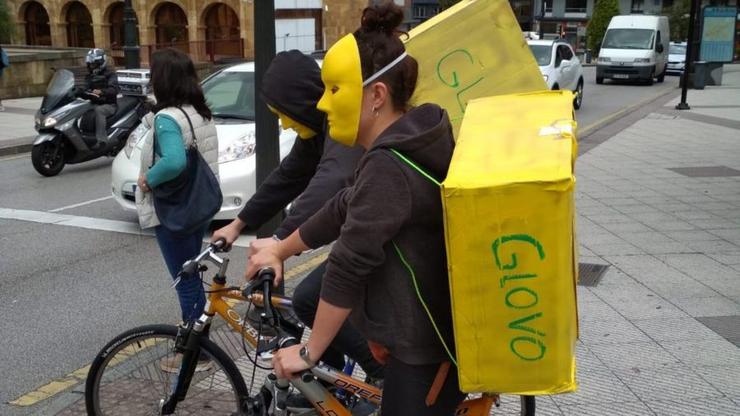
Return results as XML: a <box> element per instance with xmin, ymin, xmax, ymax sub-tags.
<box><xmin>299</xmin><ymin>344</ymin><xmax>315</xmax><ymax>367</ymax></box>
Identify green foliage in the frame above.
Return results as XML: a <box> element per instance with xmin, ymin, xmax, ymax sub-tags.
<box><xmin>439</xmin><ymin>0</ymin><xmax>462</xmax><ymax>11</ymax></box>
<box><xmin>587</xmin><ymin>0</ymin><xmax>620</xmax><ymax>56</ymax></box>
<box><xmin>668</xmin><ymin>0</ymin><xmax>690</xmax><ymax>41</ymax></box>
<box><xmin>0</xmin><ymin>0</ymin><xmax>14</xmax><ymax>44</ymax></box>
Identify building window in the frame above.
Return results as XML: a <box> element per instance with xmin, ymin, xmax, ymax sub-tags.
<box><xmin>24</xmin><ymin>1</ymin><xmax>52</xmax><ymax>46</ymax></box>
<box><xmin>66</xmin><ymin>1</ymin><xmax>94</xmax><ymax>48</ymax></box>
<box><xmin>631</xmin><ymin>0</ymin><xmax>644</xmax><ymax>13</ymax></box>
<box><xmin>565</xmin><ymin>0</ymin><xmax>587</xmax><ymax>13</ymax></box>
<box><xmin>413</xmin><ymin>6</ymin><xmax>427</xmax><ymax>19</ymax></box>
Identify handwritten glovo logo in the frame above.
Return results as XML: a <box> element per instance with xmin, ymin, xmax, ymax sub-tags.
<box><xmin>492</xmin><ymin>234</ymin><xmax>547</xmax><ymax>361</ymax></box>
<box><xmin>436</xmin><ymin>49</ymin><xmax>484</xmax><ymax>124</ymax></box>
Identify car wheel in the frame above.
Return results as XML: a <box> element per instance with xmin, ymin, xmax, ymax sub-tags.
<box><xmin>596</xmin><ymin>76</ymin><xmax>604</xmax><ymax>85</ymax></box>
<box><xmin>573</xmin><ymin>80</ymin><xmax>584</xmax><ymax>110</ymax></box>
<box><xmin>657</xmin><ymin>69</ymin><xmax>666</xmax><ymax>83</ymax></box>
<box><xmin>646</xmin><ymin>72</ymin><xmax>654</xmax><ymax>86</ymax></box>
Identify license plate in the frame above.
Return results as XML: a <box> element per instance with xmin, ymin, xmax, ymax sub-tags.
<box><xmin>613</xmin><ymin>74</ymin><xmax>629</xmax><ymax>79</ymax></box>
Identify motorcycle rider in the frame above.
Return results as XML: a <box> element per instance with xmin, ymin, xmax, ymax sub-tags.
<box><xmin>80</xmin><ymin>48</ymin><xmax>119</xmax><ymax>146</ymax></box>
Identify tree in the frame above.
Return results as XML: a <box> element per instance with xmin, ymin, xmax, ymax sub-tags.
<box><xmin>0</xmin><ymin>0</ymin><xmax>14</xmax><ymax>44</ymax></box>
<box><xmin>587</xmin><ymin>0</ymin><xmax>620</xmax><ymax>57</ymax></box>
<box><xmin>668</xmin><ymin>0</ymin><xmax>690</xmax><ymax>41</ymax></box>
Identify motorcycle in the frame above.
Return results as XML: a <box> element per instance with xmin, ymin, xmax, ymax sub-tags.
<box><xmin>31</xmin><ymin>69</ymin><xmax>148</xmax><ymax>177</ymax></box>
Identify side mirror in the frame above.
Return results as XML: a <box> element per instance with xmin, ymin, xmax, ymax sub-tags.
<box><xmin>656</xmin><ymin>44</ymin><xmax>664</xmax><ymax>53</ymax></box>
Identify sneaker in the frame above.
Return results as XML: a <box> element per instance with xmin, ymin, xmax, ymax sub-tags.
<box><xmin>160</xmin><ymin>353</ymin><xmax>214</xmax><ymax>374</ymax></box>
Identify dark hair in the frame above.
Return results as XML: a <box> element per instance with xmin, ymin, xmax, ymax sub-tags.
<box><xmin>150</xmin><ymin>48</ymin><xmax>212</xmax><ymax>120</ymax></box>
<box><xmin>354</xmin><ymin>1</ymin><xmax>418</xmax><ymax>111</ymax></box>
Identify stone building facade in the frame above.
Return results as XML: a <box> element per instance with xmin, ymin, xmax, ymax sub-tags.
<box><xmin>6</xmin><ymin>0</ymin><xmax>371</xmax><ymax>63</ymax></box>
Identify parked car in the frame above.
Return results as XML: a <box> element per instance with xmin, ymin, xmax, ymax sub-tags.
<box><xmin>528</xmin><ymin>39</ymin><xmax>584</xmax><ymax>109</ymax></box>
<box><xmin>596</xmin><ymin>15</ymin><xmax>670</xmax><ymax>85</ymax></box>
<box><xmin>111</xmin><ymin>62</ymin><xmax>295</xmax><ymax>220</ymax></box>
<box><xmin>667</xmin><ymin>42</ymin><xmax>687</xmax><ymax>75</ymax></box>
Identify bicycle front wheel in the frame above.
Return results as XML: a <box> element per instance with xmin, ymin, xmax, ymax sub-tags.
<box><xmin>85</xmin><ymin>324</ymin><xmax>249</xmax><ymax>415</ymax></box>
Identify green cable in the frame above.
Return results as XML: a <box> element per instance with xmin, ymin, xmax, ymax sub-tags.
<box><xmin>389</xmin><ymin>149</ymin><xmax>441</xmax><ymax>186</ymax></box>
<box><xmin>392</xmin><ymin>241</ymin><xmax>458</xmax><ymax>367</ymax></box>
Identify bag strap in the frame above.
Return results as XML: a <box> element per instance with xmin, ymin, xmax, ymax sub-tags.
<box><xmin>387</xmin><ymin>148</ymin><xmax>458</xmax><ymax>367</ymax></box>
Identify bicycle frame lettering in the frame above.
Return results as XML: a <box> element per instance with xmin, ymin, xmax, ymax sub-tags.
<box><xmin>492</xmin><ymin>234</ymin><xmax>547</xmax><ymax>361</ymax></box>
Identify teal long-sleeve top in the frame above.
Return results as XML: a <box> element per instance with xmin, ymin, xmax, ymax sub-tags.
<box><xmin>146</xmin><ymin>114</ymin><xmax>187</xmax><ymax>188</ymax></box>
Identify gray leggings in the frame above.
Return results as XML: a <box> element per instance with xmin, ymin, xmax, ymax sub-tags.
<box><xmin>94</xmin><ymin>104</ymin><xmax>116</xmax><ymax>141</ymax></box>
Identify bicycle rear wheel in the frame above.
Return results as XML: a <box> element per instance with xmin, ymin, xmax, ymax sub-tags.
<box><xmin>85</xmin><ymin>324</ymin><xmax>249</xmax><ymax>415</ymax></box>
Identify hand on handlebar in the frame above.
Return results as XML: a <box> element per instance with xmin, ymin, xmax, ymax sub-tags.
<box><xmin>273</xmin><ymin>344</ymin><xmax>312</xmax><ymax>380</ymax></box>
<box><xmin>245</xmin><ymin>243</ymin><xmax>284</xmax><ymax>286</ymax></box>
<box><xmin>210</xmin><ymin>219</ymin><xmax>245</xmax><ymax>250</ymax></box>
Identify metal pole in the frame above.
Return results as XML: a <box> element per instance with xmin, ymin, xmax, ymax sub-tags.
<box><xmin>122</xmin><ymin>0</ymin><xmax>140</xmax><ymax>69</ymax></box>
<box><xmin>539</xmin><ymin>0</ymin><xmax>545</xmax><ymax>38</ymax></box>
<box><xmin>676</xmin><ymin>0</ymin><xmax>699</xmax><ymax>110</ymax></box>
<box><xmin>253</xmin><ymin>0</ymin><xmax>282</xmax><ymax>236</ymax></box>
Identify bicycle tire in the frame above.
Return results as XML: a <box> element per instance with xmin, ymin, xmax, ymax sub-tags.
<box><xmin>85</xmin><ymin>324</ymin><xmax>249</xmax><ymax>415</ymax></box>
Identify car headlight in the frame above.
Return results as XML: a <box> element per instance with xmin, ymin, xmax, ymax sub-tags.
<box><xmin>219</xmin><ymin>132</ymin><xmax>256</xmax><ymax>163</ymax></box>
<box><xmin>634</xmin><ymin>58</ymin><xmax>651</xmax><ymax>63</ymax></box>
<box><xmin>124</xmin><ymin>123</ymin><xmax>149</xmax><ymax>158</ymax></box>
<box><xmin>542</xmin><ymin>74</ymin><xmax>549</xmax><ymax>82</ymax></box>
<box><xmin>597</xmin><ymin>57</ymin><xmax>611</xmax><ymax>63</ymax></box>
<box><xmin>43</xmin><ymin>117</ymin><xmax>58</xmax><ymax>128</ymax></box>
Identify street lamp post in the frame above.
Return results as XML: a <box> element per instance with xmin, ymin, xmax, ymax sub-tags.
<box><xmin>122</xmin><ymin>0</ymin><xmax>140</xmax><ymax>69</ymax></box>
<box><xmin>676</xmin><ymin>0</ymin><xmax>699</xmax><ymax>110</ymax></box>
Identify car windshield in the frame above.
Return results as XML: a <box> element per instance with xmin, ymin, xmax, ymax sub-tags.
<box><xmin>669</xmin><ymin>44</ymin><xmax>686</xmax><ymax>55</ymax></box>
<box><xmin>529</xmin><ymin>44</ymin><xmax>553</xmax><ymax>66</ymax></box>
<box><xmin>602</xmin><ymin>29</ymin><xmax>655</xmax><ymax>50</ymax></box>
<box><xmin>203</xmin><ymin>70</ymin><xmax>255</xmax><ymax>121</ymax></box>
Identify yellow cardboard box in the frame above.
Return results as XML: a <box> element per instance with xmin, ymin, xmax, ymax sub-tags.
<box><xmin>442</xmin><ymin>91</ymin><xmax>579</xmax><ymax>394</ymax></box>
<box><xmin>405</xmin><ymin>0</ymin><xmax>547</xmax><ymax>136</ymax></box>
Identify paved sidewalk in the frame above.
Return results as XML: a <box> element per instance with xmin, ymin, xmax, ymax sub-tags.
<box><xmin>13</xmin><ymin>67</ymin><xmax>740</xmax><ymax>415</ymax></box>
<box><xmin>0</xmin><ymin>97</ymin><xmax>42</xmax><ymax>155</ymax></box>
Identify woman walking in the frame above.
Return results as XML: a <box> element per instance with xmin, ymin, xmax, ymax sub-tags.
<box><xmin>135</xmin><ymin>48</ymin><xmax>219</xmax><ymax>372</ymax></box>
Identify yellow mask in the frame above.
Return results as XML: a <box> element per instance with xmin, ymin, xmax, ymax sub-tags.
<box><xmin>268</xmin><ymin>105</ymin><xmax>317</xmax><ymax>139</ymax></box>
<box><xmin>317</xmin><ymin>34</ymin><xmax>364</xmax><ymax>146</ymax></box>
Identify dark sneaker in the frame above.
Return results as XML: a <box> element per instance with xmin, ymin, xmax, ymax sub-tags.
<box><xmin>285</xmin><ymin>391</ymin><xmax>315</xmax><ymax>414</ymax></box>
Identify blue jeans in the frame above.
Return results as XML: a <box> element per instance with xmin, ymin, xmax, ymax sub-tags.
<box><xmin>155</xmin><ymin>225</ymin><xmax>207</xmax><ymax>323</ymax></box>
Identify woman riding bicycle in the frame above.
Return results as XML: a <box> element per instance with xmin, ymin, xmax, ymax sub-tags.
<box><xmin>247</xmin><ymin>2</ymin><xmax>464</xmax><ymax>414</ymax></box>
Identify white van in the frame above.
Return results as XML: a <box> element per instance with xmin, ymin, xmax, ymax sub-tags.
<box><xmin>596</xmin><ymin>15</ymin><xmax>670</xmax><ymax>85</ymax></box>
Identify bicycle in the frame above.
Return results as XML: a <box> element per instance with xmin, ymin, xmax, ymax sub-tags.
<box><xmin>85</xmin><ymin>240</ymin><xmax>536</xmax><ymax>415</ymax></box>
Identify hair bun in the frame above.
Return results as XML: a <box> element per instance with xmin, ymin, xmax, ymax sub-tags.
<box><xmin>361</xmin><ymin>2</ymin><xmax>404</xmax><ymax>36</ymax></box>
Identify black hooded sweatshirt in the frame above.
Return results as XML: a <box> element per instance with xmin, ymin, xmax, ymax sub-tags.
<box><xmin>299</xmin><ymin>104</ymin><xmax>456</xmax><ymax>365</ymax></box>
<box><xmin>237</xmin><ymin>50</ymin><xmax>364</xmax><ymax>238</ymax></box>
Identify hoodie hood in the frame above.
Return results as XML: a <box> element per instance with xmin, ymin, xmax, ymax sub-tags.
<box><xmin>370</xmin><ymin>103</ymin><xmax>454</xmax><ymax>182</ymax></box>
<box><xmin>261</xmin><ymin>50</ymin><xmax>325</xmax><ymax>134</ymax></box>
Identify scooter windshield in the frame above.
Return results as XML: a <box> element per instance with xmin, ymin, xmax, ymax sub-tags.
<box><xmin>41</xmin><ymin>69</ymin><xmax>76</xmax><ymax>113</ymax></box>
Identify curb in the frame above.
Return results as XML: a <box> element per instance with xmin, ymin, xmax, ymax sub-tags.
<box><xmin>0</xmin><ymin>142</ymin><xmax>34</xmax><ymax>157</ymax></box>
<box><xmin>578</xmin><ymin>86</ymin><xmax>680</xmax><ymax>138</ymax></box>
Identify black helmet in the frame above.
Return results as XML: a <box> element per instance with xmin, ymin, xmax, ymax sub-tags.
<box><xmin>85</xmin><ymin>48</ymin><xmax>107</xmax><ymax>74</ymax></box>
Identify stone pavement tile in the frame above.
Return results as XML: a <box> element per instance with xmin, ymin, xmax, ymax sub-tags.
<box><xmin>588</xmin><ymin>243</ymin><xmax>645</xmax><ymax>256</ymax></box>
<box><xmin>593</xmin><ymin>197</ymin><xmax>643</xmax><ymax>206</ymax></box>
<box><xmin>576</xmin><ymin>286</ymin><xmax>602</xmax><ymax>303</ymax></box>
<box><xmin>684</xmin><ymin>239</ymin><xmax>740</xmax><ymax>253</ymax></box>
<box><xmin>599</xmin><ymin>221</ymin><xmax>654</xmax><ymax>235</ymax></box>
<box><xmin>638</xmin><ymin>196</ymin><xmax>683</xmax><ymax>205</ymax></box>
<box><xmin>603</xmin><ymin>295</ymin><xmax>690</xmax><ymax>320</ymax></box>
<box><xmin>653</xmin><ymin>254</ymin><xmax>738</xmax><ymax>281</ymax></box>
<box><xmin>616</xmin><ymin>232</ymin><xmax>693</xmax><ymax>254</ymax></box>
<box><xmin>578</xmin><ymin>317</ymin><xmax>652</xmax><ymax>345</ymax></box>
<box><xmin>645</xmin><ymin>397</ymin><xmax>740</xmax><ymax>416</ymax></box>
<box><xmin>612</xmin><ymin>365</ymin><xmax>722</xmax><ymax>402</ymax></box>
<box><xmin>659</xmin><ymin>339</ymin><xmax>740</xmax><ymax>368</ymax></box>
<box><xmin>693</xmin><ymin>365</ymin><xmax>740</xmax><ymax>397</ymax></box>
<box><xmin>578</xmin><ymin>231</ymin><xmax>628</xmax><ymax>246</ymax></box>
<box><xmin>557</xmin><ymin>400</ymin><xmax>656</xmax><ymax>416</ymax></box>
<box><xmin>708</xmin><ymin>228</ymin><xmax>740</xmax><ymax>242</ymax></box>
<box><xmin>628</xmin><ymin>212</ymin><xmax>682</xmax><ymax>224</ymax></box>
<box><xmin>662</xmin><ymin>230</ymin><xmax>722</xmax><ymax>242</ymax></box>
<box><xmin>630</xmin><ymin>317</ymin><xmax>725</xmax><ymax>342</ymax></box>
<box><xmin>690</xmin><ymin>218</ymin><xmax>740</xmax><ymax>230</ymax></box>
<box><xmin>651</xmin><ymin>202</ymin><xmax>703</xmax><ymax>213</ymax></box>
<box><xmin>584</xmin><ymin>213</ymin><xmax>635</xmax><ymax>224</ymax></box>
<box><xmin>577</xmin><ymin>299</ymin><xmax>626</xmax><ymax>322</ymax></box>
<box><xmin>589</xmin><ymin>342</ymin><xmax>681</xmax><ymax>371</ymax></box>
<box><xmin>673</xmin><ymin>210</ymin><xmax>722</xmax><ymax>221</ymax></box>
<box><xmin>706</xmin><ymin>251</ymin><xmax>740</xmax><ymax>266</ymax></box>
<box><xmin>649</xmin><ymin>221</ymin><xmax>701</xmax><ymax>232</ymax></box>
<box><xmin>614</xmin><ymin>205</ymin><xmax>664</xmax><ymax>215</ymax></box>
<box><xmin>642</xmin><ymin>280</ymin><xmax>720</xmax><ymax>301</ymax></box>
<box><xmin>604</xmin><ymin>255</ymin><xmax>693</xmax><ymax>284</ymax></box>
<box><xmin>669</xmin><ymin>296</ymin><xmax>740</xmax><ymax>317</ymax></box>
<box><xmin>551</xmin><ymin>366</ymin><xmax>638</xmax><ymax>407</ymax></box>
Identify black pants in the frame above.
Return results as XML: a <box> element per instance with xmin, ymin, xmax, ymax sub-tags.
<box><xmin>381</xmin><ymin>357</ymin><xmax>465</xmax><ymax>415</ymax></box>
<box><xmin>292</xmin><ymin>261</ymin><xmax>385</xmax><ymax>379</ymax></box>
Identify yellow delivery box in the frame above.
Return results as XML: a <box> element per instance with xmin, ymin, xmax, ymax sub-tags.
<box><xmin>442</xmin><ymin>91</ymin><xmax>578</xmax><ymax>394</ymax></box>
<box><xmin>404</xmin><ymin>0</ymin><xmax>547</xmax><ymax>137</ymax></box>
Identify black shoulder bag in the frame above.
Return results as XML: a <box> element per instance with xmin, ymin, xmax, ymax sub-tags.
<box><xmin>151</xmin><ymin>108</ymin><xmax>223</xmax><ymax>234</ymax></box>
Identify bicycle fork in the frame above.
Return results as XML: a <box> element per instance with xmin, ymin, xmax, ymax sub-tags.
<box><xmin>160</xmin><ymin>314</ymin><xmax>213</xmax><ymax>415</ymax></box>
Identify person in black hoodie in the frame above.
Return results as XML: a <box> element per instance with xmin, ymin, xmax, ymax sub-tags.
<box><xmin>210</xmin><ymin>51</ymin><xmax>383</xmax><ymax>385</ymax></box>
<box><xmin>246</xmin><ymin>3</ymin><xmax>464</xmax><ymax>414</ymax></box>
